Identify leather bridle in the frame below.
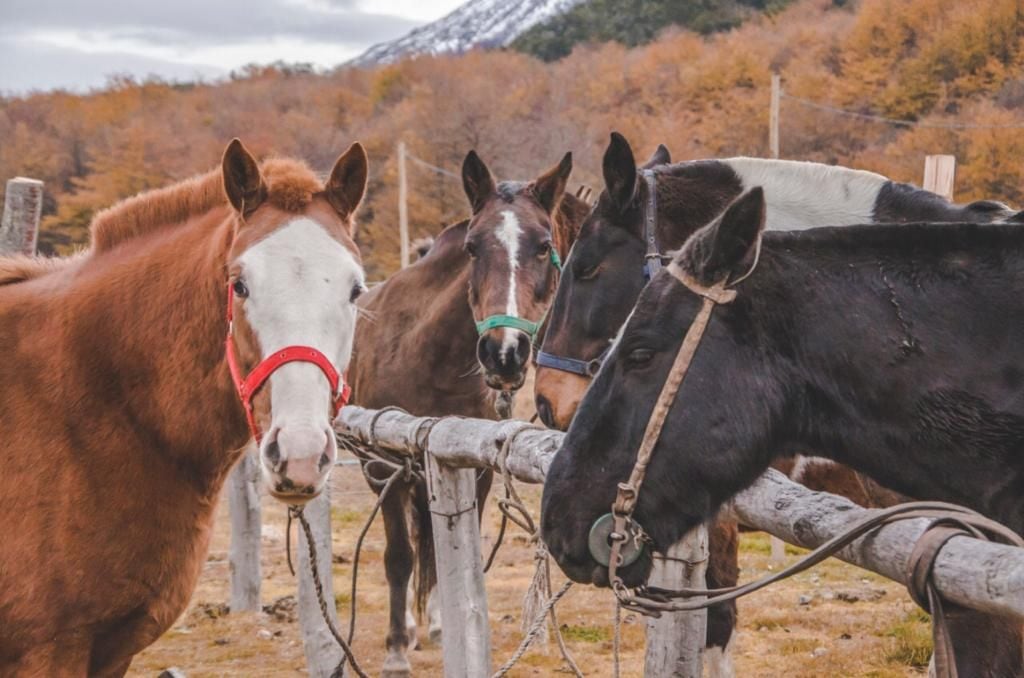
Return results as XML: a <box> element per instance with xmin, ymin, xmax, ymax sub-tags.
<box><xmin>224</xmin><ymin>283</ymin><xmax>351</xmax><ymax>443</ymax></box>
<box><xmin>587</xmin><ymin>263</ymin><xmax>736</xmax><ymax>588</ymax></box>
<box><xmin>536</xmin><ymin>169</ymin><xmax>667</xmax><ymax>377</ymax></box>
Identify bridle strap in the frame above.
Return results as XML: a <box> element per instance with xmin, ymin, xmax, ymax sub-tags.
<box><xmin>535</xmin><ymin>345</ymin><xmax>609</xmax><ymax>377</ymax></box>
<box><xmin>537</xmin><ymin>171</ymin><xmax>664</xmax><ymax>377</ymax></box>
<box><xmin>607</xmin><ymin>264</ymin><xmax>735</xmax><ymax>584</ymax></box>
<box><xmin>225</xmin><ymin>285</ymin><xmax>351</xmax><ymax>443</ymax></box>
<box><xmin>641</xmin><ymin>169</ymin><xmax>663</xmax><ymax>281</ymax></box>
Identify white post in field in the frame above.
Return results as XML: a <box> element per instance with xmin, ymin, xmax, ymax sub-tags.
<box><xmin>228</xmin><ymin>445</ymin><xmax>262</xmax><ymax>612</ymax></box>
<box><xmin>769</xmin><ymin>73</ymin><xmax>781</xmax><ymax>160</ymax></box>
<box><xmin>923</xmin><ymin>155</ymin><xmax>956</xmax><ymax>200</ymax></box>
<box><xmin>398</xmin><ymin>141</ymin><xmax>410</xmax><ymax>269</ymax></box>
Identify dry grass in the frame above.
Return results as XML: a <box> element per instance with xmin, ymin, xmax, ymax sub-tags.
<box><xmin>126</xmin><ymin>467</ymin><xmax>933</xmax><ymax>678</ymax></box>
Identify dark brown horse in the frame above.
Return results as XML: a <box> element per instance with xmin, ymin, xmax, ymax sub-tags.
<box><xmin>348</xmin><ymin>150</ymin><xmax>587</xmax><ymax>677</ymax></box>
<box><xmin>0</xmin><ymin>139</ymin><xmax>367</xmax><ymax>675</ymax></box>
<box><xmin>543</xmin><ymin>190</ymin><xmax>1024</xmax><ymax>675</ymax></box>
<box><xmin>535</xmin><ymin>132</ymin><xmax>1022</xmax><ymax>430</ymax></box>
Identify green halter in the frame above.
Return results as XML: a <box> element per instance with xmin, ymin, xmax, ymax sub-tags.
<box><xmin>474</xmin><ymin>247</ymin><xmax>562</xmax><ymax>338</ymax></box>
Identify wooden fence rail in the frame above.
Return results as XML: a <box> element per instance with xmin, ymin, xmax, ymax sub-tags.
<box><xmin>336</xmin><ymin>406</ymin><xmax>1024</xmax><ymax>675</ymax></box>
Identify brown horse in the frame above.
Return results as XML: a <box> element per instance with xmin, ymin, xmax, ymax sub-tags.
<box><xmin>348</xmin><ymin>150</ymin><xmax>587</xmax><ymax>677</ymax></box>
<box><xmin>0</xmin><ymin>139</ymin><xmax>367</xmax><ymax>675</ymax></box>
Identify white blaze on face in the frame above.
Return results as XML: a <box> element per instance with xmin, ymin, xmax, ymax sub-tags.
<box><xmin>495</xmin><ymin>209</ymin><xmax>523</xmax><ymax>360</ymax></box>
<box><xmin>238</xmin><ymin>218</ymin><xmax>363</xmax><ymax>447</ymax></box>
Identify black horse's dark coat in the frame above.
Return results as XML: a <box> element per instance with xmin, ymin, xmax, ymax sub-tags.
<box><xmin>544</xmin><ymin>212</ymin><xmax>1024</xmax><ymax>586</ymax></box>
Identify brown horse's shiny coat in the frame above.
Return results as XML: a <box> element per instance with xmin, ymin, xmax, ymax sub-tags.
<box><xmin>0</xmin><ymin>141</ymin><xmax>365</xmax><ymax>676</ymax></box>
<box><xmin>348</xmin><ymin>153</ymin><xmax>588</xmax><ymax>676</ymax></box>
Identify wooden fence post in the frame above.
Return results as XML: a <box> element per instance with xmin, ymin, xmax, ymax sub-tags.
<box><xmin>644</xmin><ymin>525</ymin><xmax>709</xmax><ymax>677</ymax></box>
<box><xmin>228</xmin><ymin>445</ymin><xmax>262</xmax><ymax>612</ymax></box>
<box><xmin>426</xmin><ymin>451</ymin><xmax>492</xmax><ymax>677</ymax></box>
<box><xmin>398</xmin><ymin>141</ymin><xmax>410</xmax><ymax>269</ymax></box>
<box><xmin>1</xmin><ymin>177</ymin><xmax>43</xmax><ymax>255</ymax></box>
<box><xmin>923</xmin><ymin>155</ymin><xmax>956</xmax><ymax>200</ymax></box>
<box><xmin>297</xmin><ymin>489</ymin><xmax>344</xmax><ymax>677</ymax></box>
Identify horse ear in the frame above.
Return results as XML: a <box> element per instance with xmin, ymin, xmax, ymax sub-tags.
<box><xmin>532</xmin><ymin>152</ymin><xmax>573</xmax><ymax>215</ymax></box>
<box><xmin>641</xmin><ymin>144</ymin><xmax>671</xmax><ymax>169</ymax></box>
<box><xmin>325</xmin><ymin>142</ymin><xmax>368</xmax><ymax>222</ymax></box>
<box><xmin>222</xmin><ymin>139</ymin><xmax>265</xmax><ymax>217</ymax></box>
<box><xmin>677</xmin><ymin>187</ymin><xmax>766</xmax><ymax>284</ymax></box>
<box><xmin>462</xmin><ymin>150</ymin><xmax>496</xmax><ymax>214</ymax></box>
<box><xmin>603</xmin><ymin>132</ymin><xmax>638</xmax><ymax>212</ymax></box>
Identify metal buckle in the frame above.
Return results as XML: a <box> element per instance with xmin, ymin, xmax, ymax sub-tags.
<box><xmin>588</xmin><ymin>512</ymin><xmax>645</xmax><ymax>568</ymax></box>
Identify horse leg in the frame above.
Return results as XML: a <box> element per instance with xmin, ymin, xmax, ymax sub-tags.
<box><xmin>426</xmin><ymin>585</ymin><xmax>443</xmax><ymax>645</ymax></box>
<box><xmin>705</xmin><ymin>518</ymin><xmax>739</xmax><ymax>678</ymax></box>
<box><xmin>943</xmin><ymin>610</ymin><xmax>1023</xmax><ymax>677</ymax></box>
<box><xmin>381</xmin><ymin>485</ymin><xmax>416</xmax><ymax>678</ymax></box>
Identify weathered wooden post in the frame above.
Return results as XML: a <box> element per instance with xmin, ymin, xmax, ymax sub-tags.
<box><xmin>923</xmin><ymin>155</ymin><xmax>956</xmax><ymax>200</ymax></box>
<box><xmin>398</xmin><ymin>141</ymin><xmax>410</xmax><ymax>269</ymax></box>
<box><xmin>644</xmin><ymin>526</ymin><xmax>709</xmax><ymax>677</ymax></box>
<box><xmin>228</xmin><ymin>444</ymin><xmax>262</xmax><ymax>612</ymax></box>
<box><xmin>297</xmin><ymin>489</ymin><xmax>344</xmax><ymax>677</ymax></box>
<box><xmin>425</xmin><ymin>451</ymin><xmax>492</xmax><ymax>677</ymax></box>
<box><xmin>0</xmin><ymin>177</ymin><xmax>43</xmax><ymax>255</ymax></box>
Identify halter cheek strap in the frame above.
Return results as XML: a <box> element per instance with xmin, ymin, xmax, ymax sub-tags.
<box><xmin>536</xmin><ymin>171</ymin><xmax>665</xmax><ymax>377</ymax></box>
<box><xmin>225</xmin><ymin>285</ymin><xmax>351</xmax><ymax>443</ymax></box>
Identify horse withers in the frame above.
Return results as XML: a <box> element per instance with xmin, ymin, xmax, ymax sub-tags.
<box><xmin>348</xmin><ymin>150</ymin><xmax>588</xmax><ymax>677</ymax></box>
<box><xmin>542</xmin><ymin>188</ymin><xmax>1024</xmax><ymax>675</ymax></box>
<box><xmin>0</xmin><ymin>139</ymin><xmax>368</xmax><ymax>675</ymax></box>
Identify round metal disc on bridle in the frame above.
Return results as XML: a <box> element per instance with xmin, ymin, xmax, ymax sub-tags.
<box><xmin>588</xmin><ymin>513</ymin><xmax>645</xmax><ymax>568</ymax></box>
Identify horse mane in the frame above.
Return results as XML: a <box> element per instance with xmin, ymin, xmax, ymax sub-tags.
<box><xmin>553</xmin><ymin>188</ymin><xmax>592</xmax><ymax>258</ymax></box>
<box><xmin>90</xmin><ymin>157</ymin><xmax>324</xmax><ymax>253</ymax></box>
<box><xmin>0</xmin><ymin>252</ymin><xmax>86</xmax><ymax>286</ymax></box>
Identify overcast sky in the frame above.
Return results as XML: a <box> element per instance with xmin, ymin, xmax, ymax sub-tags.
<box><xmin>1</xmin><ymin>0</ymin><xmax>466</xmax><ymax>94</ymax></box>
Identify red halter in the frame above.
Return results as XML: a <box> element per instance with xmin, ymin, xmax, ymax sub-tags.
<box><xmin>224</xmin><ymin>284</ymin><xmax>352</xmax><ymax>443</ymax></box>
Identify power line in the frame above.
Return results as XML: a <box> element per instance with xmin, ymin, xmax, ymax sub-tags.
<box><xmin>781</xmin><ymin>92</ymin><xmax>1024</xmax><ymax>130</ymax></box>
<box><xmin>406</xmin><ymin>152</ymin><xmax>461</xmax><ymax>180</ymax></box>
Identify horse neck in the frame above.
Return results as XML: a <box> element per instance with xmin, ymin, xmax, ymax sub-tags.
<box><xmin>656</xmin><ymin>159</ymin><xmax>887</xmax><ymax>245</ymax></box>
<box><xmin>763</xmin><ymin>233</ymin><xmax>1024</xmax><ymax>530</ymax></box>
<box><xmin>72</xmin><ymin>208</ymin><xmax>249</xmax><ymax>494</ymax></box>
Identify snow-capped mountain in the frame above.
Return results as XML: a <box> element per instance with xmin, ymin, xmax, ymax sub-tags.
<box><xmin>351</xmin><ymin>0</ymin><xmax>585</xmax><ymax>66</ymax></box>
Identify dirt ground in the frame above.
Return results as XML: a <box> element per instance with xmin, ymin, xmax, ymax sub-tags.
<box><xmin>127</xmin><ymin>461</ymin><xmax>932</xmax><ymax>678</ymax></box>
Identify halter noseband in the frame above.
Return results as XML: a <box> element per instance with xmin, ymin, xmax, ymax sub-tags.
<box><xmin>224</xmin><ymin>284</ymin><xmax>351</xmax><ymax>443</ymax></box>
<box><xmin>536</xmin><ymin>169</ymin><xmax>665</xmax><ymax>377</ymax></box>
<box><xmin>474</xmin><ymin>247</ymin><xmax>562</xmax><ymax>340</ymax></box>
<box><xmin>587</xmin><ymin>264</ymin><xmax>737</xmax><ymax>589</ymax></box>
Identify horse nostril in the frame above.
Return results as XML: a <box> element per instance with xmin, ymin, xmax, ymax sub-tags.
<box><xmin>515</xmin><ymin>332</ymin><xmax>531</xmax><ymax>364</ymax></box>
<box><xmin>264</xmin><ymin>440</ymin><xmax>282</xmax><ymax>470</ymax></box>
<box><xmin>319</xmin><ymin>451</ymin><xmax>331</xmax><ymax>471</ymax></box>
<box><xmin>536</xmin><ymin>395</ymin><xmax>554</xmax><ymax>428</ymax></box>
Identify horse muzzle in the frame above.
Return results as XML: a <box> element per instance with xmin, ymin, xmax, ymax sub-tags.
<box><xmin>477</xmin><ymin>329</ymin><xmax>531</xmax><ymax>391</ymax></box>
<box><xmin>260</xmin><ymin>425</ymin><xmax>336</xmax><ymax>504</ymax></box>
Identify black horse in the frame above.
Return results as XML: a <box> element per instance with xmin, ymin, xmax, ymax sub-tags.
<box><xmin>542</xmin><ymin>188</ymin><xmax>1024</xmax><ymax>676</ymax></box>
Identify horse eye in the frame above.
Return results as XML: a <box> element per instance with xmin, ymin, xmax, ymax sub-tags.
<box><xmin>575</xmin><ymin>264</ymin><xmax>599</xmax><ymax>280</ymax></box>
<box><xmin>350</xmin><ymin>282</ymin><xmax>365</xmax><ymax>303</ymax></box>
<box><xmin>464</xmin><ymin>241</ymin><xmax>478</xmax><ymax>258</ymax></box>
<box><xmin>627</xmin><ymin>348</ymin><xmax>654</xmax><ymax>366</ymax></box>
<box><xmin>538</xmin><ymin>242</ymin><xmax>552</xmax><ymax>258</ymax></box>
<box><xmin>232</xmin><ymin>279</ymin><xmax>249</xmax><ymax>298</ymax></box>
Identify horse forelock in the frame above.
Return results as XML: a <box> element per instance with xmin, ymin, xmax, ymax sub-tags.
<box><xmin>90</xmin><ymin>157</ymin><xmax>326</xmax><ymax>253</ymax></box>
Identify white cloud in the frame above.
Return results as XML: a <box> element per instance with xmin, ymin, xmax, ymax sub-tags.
<box><xmin>0</xmin><ymin>0</ymin><xmax>463</xmax><ymax>94</ymax></box>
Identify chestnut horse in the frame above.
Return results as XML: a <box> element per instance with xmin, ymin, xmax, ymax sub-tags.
<box><xmin>0</xmin><ymin>139</ymin><xmax>367</xmax><ymax>675</ymax></box>
<box><xmin>348</xmin><ymin>150</ymin><xmax>587</xmax><ymax>677</ymax></box>
<box><xmin>543</xmin><ymin>190</ymin><xmax>1024</xmax><ymax>675</ymax></box>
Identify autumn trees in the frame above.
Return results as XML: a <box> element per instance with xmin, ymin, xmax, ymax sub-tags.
<box><xmin>0</xmin><ymin>0</ymin><xmax>1021</xmax><ymax>272</ymax></box>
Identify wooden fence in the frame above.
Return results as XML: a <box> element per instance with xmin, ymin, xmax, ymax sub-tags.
<box><xmin>333</xmin><ymin>406</ymin><xmax>1024</xmax><ymax>677</ymax></box>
